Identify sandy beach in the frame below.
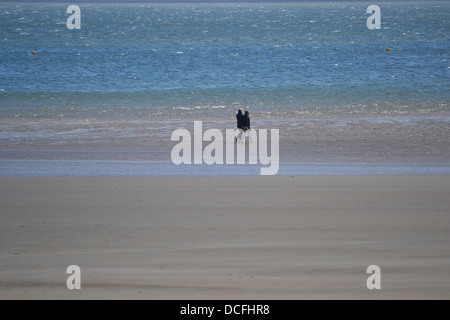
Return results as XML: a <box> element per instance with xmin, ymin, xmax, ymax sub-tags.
<box><xmin>1</xmin><ymin>176</ymin><xmax>449</xmax><ymax>300</ymax></box>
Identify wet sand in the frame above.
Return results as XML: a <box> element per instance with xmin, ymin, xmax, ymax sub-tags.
<box><xmin>1</xmin><ymin>176</ymin><xmax>449</xmax><ymax>299</ymax></box>
<box><xmin>1</xmin><ymin>117</ymin><xmax>449</xmax><ymax>163</ymax></box>
<box><xmin>1</xmin><ymin>117</ymin><xmax>449</xmax><ymax>176</ymax></box>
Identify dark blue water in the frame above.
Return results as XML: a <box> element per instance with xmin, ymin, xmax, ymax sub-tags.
<box><xmin>0</xmin><ymin>2</ymin><xmax>449</xmax><ymax>120</ymax></box>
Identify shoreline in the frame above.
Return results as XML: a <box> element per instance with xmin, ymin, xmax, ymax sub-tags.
<box><xmin>1</xmin><ymin>112</ymin><xmax>450</xmax><ymax>123</ymax></box>
<box><xmin>1</xmin><ymin>116</ymin><xmax>449</xmax><ymax>176</ymax></box>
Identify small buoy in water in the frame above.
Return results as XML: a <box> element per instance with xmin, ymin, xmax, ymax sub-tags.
<box><xmin>386</xmin><ymin>48</ymin><xmax>391</xmax><ymax>52</ymax></box>
<box><xmin>31</xmin><ymin>51</ymin><xmax>36</xmax><ymax>55</ymax></box>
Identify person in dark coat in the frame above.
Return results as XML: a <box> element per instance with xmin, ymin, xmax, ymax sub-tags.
<box><xmin>236</xmin><ymin>109</ymin><xmax>244</xmax><ymax>129</ymax></box>
<box><xmin>243</xmin><ymin>110</ymin><xmax>251</xmax><ymax>131</ymax></box>
<box><xmin>235</xmin><ymin>109</ymin><xmax>245</xmax><ymax>142</ymax></box>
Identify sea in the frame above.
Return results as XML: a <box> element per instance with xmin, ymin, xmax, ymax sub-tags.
<box><xmin>0</xmin><ymin>1</ymin><xmax>448</xmax><ymax>121</ymax></box>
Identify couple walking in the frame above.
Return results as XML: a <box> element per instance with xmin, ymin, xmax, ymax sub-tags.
<box><xmin>235</xmin><ymin>109</ymin><xmax>253</xmax><ymax>142</ymax></box>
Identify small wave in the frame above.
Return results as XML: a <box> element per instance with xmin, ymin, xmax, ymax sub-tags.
<box><xmin>172</xmin><ymin>105</ymin><xmax>227</xmax><ymax>111</ymax></box>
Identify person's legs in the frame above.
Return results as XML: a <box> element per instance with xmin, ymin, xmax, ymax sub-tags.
<box><xmin>238</xmin><ymin>128</ymin><xmax>245</xmax><ymax>143</ymax></box>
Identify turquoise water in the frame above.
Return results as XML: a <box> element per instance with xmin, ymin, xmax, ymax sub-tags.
<box><xmin>0</xmin><ymin>2</ymin><xmax>449</xmax><ymax>120</ymax></box>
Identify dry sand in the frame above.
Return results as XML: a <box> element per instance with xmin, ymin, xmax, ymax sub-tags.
<box><xmin>1</xmin><ymin>176</ymin><xmax>450</xmax><ymax>300</ymax></box>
